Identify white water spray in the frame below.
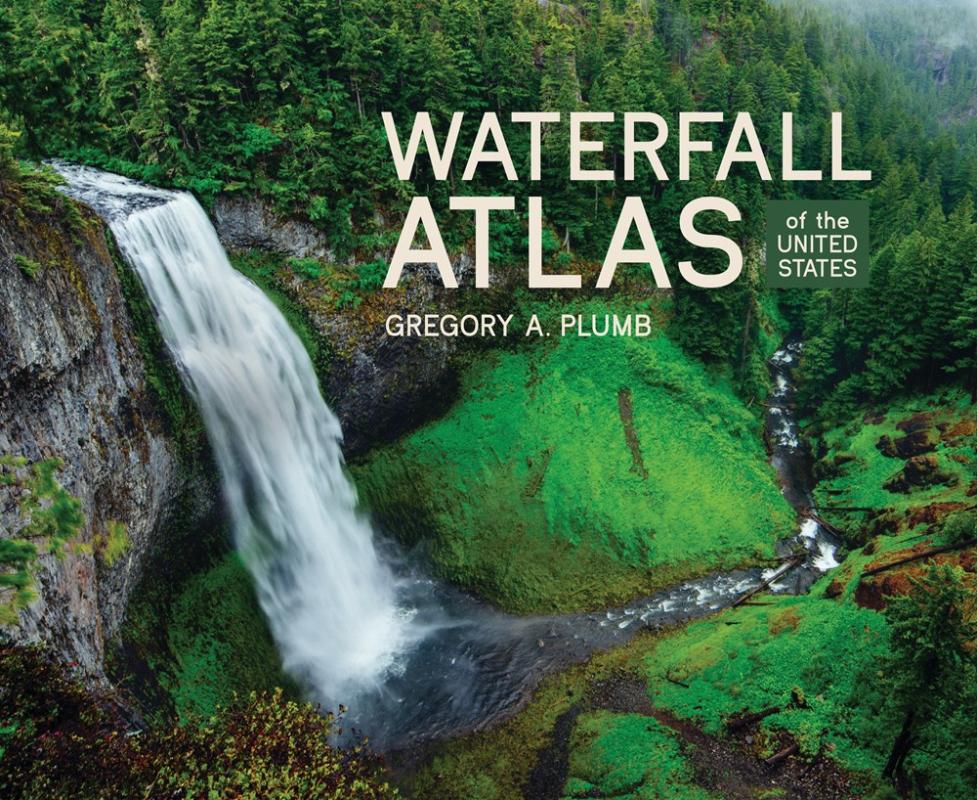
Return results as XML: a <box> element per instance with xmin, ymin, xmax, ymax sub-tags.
<box><xmin>56</xmin><ymin>165</ymin><xmax>414</xmax><ymax>703</ymax></box>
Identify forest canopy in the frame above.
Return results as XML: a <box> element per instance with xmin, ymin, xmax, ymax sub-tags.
<box><xmin>0</xmin><ymin>0</ymin><xmax>975</xmax><ymax>406</ymax></box>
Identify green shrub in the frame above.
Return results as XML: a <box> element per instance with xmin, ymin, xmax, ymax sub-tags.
<box><xmin>95</xmin><ymin>521</ymin><xmax>129</xmax><ymax>567</ymax></box>
<box><xmin>335</xmin><ymin>289</ymin><xmax>361</xmax><ymax>309</ymax></box>
<box><xmin>943</xmin><ymin>511</ymin><xmax>977</xmax><ymax>545</ymax></box>
<box><xmin>353</xmin><ymin>258</ymin><xmax>387</xmax><ymax>291</ymax></box>
<box><xmin>289</xmin><ymin>256</ymin><xmax>324</xmax><ymax>280</ymax></box>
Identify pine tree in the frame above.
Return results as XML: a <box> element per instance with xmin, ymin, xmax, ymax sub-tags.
<box><xmin>883</xmin><ymin>566</ymin><xmax>977</xmax><ymax>780</ymax></box>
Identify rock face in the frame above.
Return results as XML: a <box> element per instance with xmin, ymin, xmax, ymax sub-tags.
<box><xmin>211</xmin><ymin>194</ymin><xmax>334</xmax><ymax>260</ymax></box>
<box><xmin>0</xmin><ymin>193</ymin><xmax>192</xmax><ymax>677</ymax></box>
<box><xmin>315</xmin><ymin>277</ymin><xmax>462</xmax><ymax>456</ymax></box>
<box><xmin>211</xmin><ymin>194</ymin><xmax>471</xmax><ymax>456</ymax></box>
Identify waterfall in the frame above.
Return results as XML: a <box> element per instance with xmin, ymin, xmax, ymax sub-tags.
<box><xmin>54</xmin><ymin>165</ymin><xmax>844</xmax><ymax>749</ymax></box>
<box><xmin>56</xmin><ymin>165</ymin><xmax>415</xmax><ymax>703</ymax></box>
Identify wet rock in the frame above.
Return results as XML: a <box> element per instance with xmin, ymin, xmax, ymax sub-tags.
<box><xmin>854</xmin><ymin>579</ymin><xmax>885</xmax><ymax>610</ymax></box>
<box><xmin>905</xmin><ymin>502</ymin><xmax>969</xmax><ymax>528</ymax></box>
<box><xmin>856</xmin><ymin>572</ymin><xmax>917</xmax><ymax>610</ymax></box>
<box><xmin>943</xmin><ymin>418</ymin><xmax>977</xmax><ymax>444</ymax></box>
<box><xmin>863</xmin><ymin>409</ymin><xmax>886</xmax><ymax>425</ymax></box>
<box><xmin>895</xmin><ymin>412</ymin><xmax>932</xmax><ymax>434</ymax></box>
<box><xmin>868</xmin><ymin>515</ymin><xmax>899</xmax><ymax>537</ymax></box>
<box><xmin>899</xmin><ymin>429</ymin><xmax>937</xmax><ymax>457</ymax></box>
<box><xmin>875</xmin><ymin>435</ymin><xmax>896</xmax><ymax>457</ymax></box>
<box><xmin>877</xmin><ymin>427</ymin><xmax>938</xmax><ymax>458</ymax></box>
<box><xmin>313</xmin><ymin>275</ymin><xmax>464</xmax><ymax>456</ymax></box>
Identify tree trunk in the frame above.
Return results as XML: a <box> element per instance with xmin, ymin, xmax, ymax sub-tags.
<box><xmin>739</xmin><ymin>300</ymin><xmax>754</xmax><ymax>374</ymax></box>
<box><xmin>883</xmin><ymin>708</ymin><xmax>915</xmax><ymax>779</ymax></box>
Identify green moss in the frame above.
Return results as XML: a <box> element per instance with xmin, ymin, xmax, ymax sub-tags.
<box><xmin>355</xmin><ymin>303</ymin><xmax>792</xmax><ymax>613</ymax></box>
<box><xmin>118</xmin><ymin>541</ymin><xmax>293</xmax><ymax>725</ymax></box>
<box><xmin>162</xmin><ymin>553</ymin><xmax>293</xmax><ymax>720</ymax></box>
<box><xmin>96</xmin><ymin>520</ymin><xmax>130</xmax><ymax>567</ymax></box>
<box><xmin>406</xmin><ymin>388</ymin><xmax>975</xmax><ymax>799</ymax></box>
<box><xmin>563</xmin><ymin>712</ymin><xmax>717</xmax><ymax>800</ymax></box>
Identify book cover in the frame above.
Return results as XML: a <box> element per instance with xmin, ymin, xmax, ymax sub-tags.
<box><xmin>1</xmin><ymin>1</ymin><xmax>975</xmax><ymax>798</ymax></box>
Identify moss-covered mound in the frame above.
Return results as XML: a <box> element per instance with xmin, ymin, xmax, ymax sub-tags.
<box><xmin>354</xmin><ymin>311</ymin><xmax>793</xmax><ymax>613</ymax></box>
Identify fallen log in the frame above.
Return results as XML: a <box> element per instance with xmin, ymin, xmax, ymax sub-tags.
<box><xmin>731</xmin><ymin>555</ymin><xmax>805</xmax><ymax>608</ymax></box>
<box><xmin>664</xmin><ymin>674</ymin><xmax>690</xmax><ymax>689</ymax></box>
<box><xmin>862</xmin><ymin>537</ymin><xmax>977</xmax><ymax>577</ymax></box>
<box><xmin>727</xmin><ymin>706</ymin><xmax>780</xmax><ymax>732</ymax></box>
<box><xmin>765</xmin><ymin>743</ymin><xmax>799</xmax><ymax>766</ymax></box>
<box><xmin>806</xmin><ymin>511</ymin><xmax>845</xmax><ymax>538</ymax></box>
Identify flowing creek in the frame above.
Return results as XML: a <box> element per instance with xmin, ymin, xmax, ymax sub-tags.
<box><xmin>56</xmin><ymin>165</ymin><xmax>841</xmax><ymax>750</ymax></box>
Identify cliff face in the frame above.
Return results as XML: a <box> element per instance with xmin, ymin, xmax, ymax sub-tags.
<box><xmin>0</xmin><ymin>186</ymin><xmax>192</xmax><ymax>677</ymax></box>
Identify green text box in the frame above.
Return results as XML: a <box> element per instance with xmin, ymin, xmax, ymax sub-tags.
<box><xmin>766</xmin><ymin>200</ymin><xmax>870</xmax><ymax>288</ymax></box>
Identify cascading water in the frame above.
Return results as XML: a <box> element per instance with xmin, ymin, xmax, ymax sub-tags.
<box><xmin>57</xmin><ymin>165</ymin><xmax>843</xmax><ymax>750</ymax></box>
<box><xmin>54</xmin><ymin>165</ymin><xmax>417</xmax><ymax>703</ymax></box>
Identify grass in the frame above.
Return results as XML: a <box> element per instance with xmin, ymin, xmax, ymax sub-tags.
<box><xmin>13</xmin><ymin>254</ymin><xmax>41</xmax><ymax>279</ymax></box>
<box><xmin>96</xmin><ymin>520</ymin><xmax>130</xmax><ymax>567</ymax></box>
<box><xmin>354</xmin><ymin>300</ymin><xmax>793</xmax><ymax>613</ymax></box>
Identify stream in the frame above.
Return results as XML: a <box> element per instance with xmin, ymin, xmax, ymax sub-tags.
<box><xmin>56</xmin><ymin>165</ymin><xmax>841</xmax><ymax>751</ymax></box>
